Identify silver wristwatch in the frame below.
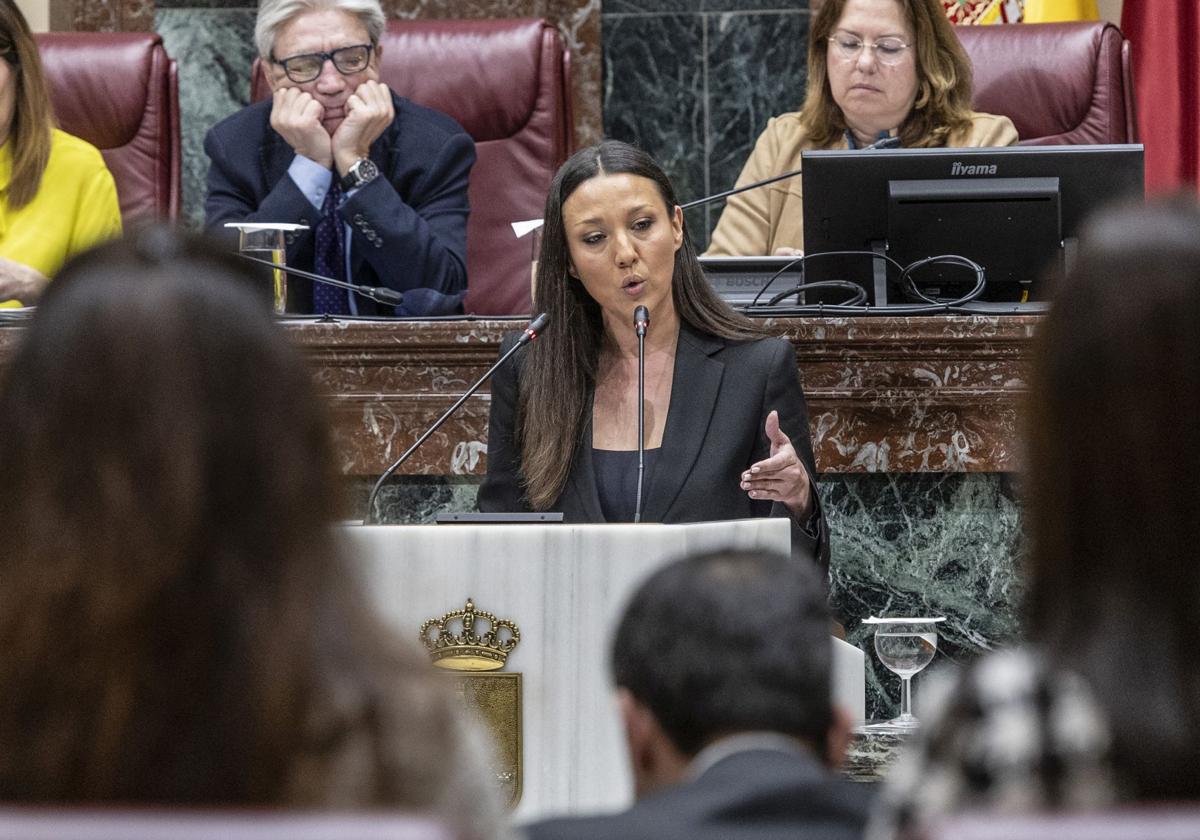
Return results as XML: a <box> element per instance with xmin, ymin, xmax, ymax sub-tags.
<box><xmin>339</xmin><ymin>157</ymin><xmax>380</xmax><ymax>191</ymax></box>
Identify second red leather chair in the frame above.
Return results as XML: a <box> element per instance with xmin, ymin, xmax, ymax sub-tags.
<box><xmin>36</xmin><ymin>32</ymin><xmax>181</xmax><ymax>224</ymax></box>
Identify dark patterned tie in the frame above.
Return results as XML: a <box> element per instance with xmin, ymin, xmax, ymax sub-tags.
<box><xmin>312</xmin><ymin>177</ymin><xmax>350</xmax><ymax>315</ymax></box>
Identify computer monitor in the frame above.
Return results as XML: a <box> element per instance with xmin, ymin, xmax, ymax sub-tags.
<box><xmin>800</xmin><ymin>144</ymin><xmax>1144</xmax><ymax>307</ymax></box>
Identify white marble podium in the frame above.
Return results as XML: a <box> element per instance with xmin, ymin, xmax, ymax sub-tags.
<box><xmin>340</xmin><ymin>519</ymin><xmax>864</xmax><ymax>822</ymax></box>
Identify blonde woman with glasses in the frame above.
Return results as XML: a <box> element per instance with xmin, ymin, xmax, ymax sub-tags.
<box><xmin>706</xmin><ymin>0</ymin><xmax>1016</xmax><ymax>258</ymax></box>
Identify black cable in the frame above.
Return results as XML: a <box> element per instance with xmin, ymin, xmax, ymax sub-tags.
<box><xmin>898</xmin><ymin>254</ymin><xmax>986</xmax><ymax>307</ymax></box>
<box><xmin>765</xmin><ymin>279</ymin><xmax>868</xmax><ymax>307</ymax></box>
<box><xmin>747</xmin><ymin>249</ymin><xmax>908</xmax><ymax>308</ymax></box>
<box><xmin>730</xmin><ymin>250</ymin><xmax>991</xmax><ymax>316</ymax></box>
<box><xmin>749</xmin><ymin>256</ymin><xmax>803</xmax><ymax>308</ymax></box>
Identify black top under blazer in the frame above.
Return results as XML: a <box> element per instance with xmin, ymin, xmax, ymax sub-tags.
<box><xmin>478</xmin><ymin>324</ymin><xmax>829</xmax><ymax>568</ymax></box>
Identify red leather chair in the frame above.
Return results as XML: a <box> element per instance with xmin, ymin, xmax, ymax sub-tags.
<box><xmin>35</xmin><ymin>32</ymin><xmax>181</xmax><ymax>224</ymax></box>
<box><xmin>0</xmin><ymin>808</ymin><xmax>452</xmax><ymax>840</ymax></box>
<box><xmin>956</xmin><ymin>21</ymin><xmax>1138</xmax><ymax>145</ymax></box>
<box><xmin>252</xmin><ymin>18</ymin><xmax>574</xmax><ymax>316</ymax></box>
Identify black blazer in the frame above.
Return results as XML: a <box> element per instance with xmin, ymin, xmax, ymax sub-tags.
<box><xmin>478</xmin><ymin>325</ymin><xmax>828</xmax><ymax>567</ymax></box>
<box><xmin>203</xmin><ymin>93</ymin><xmax>476</xmax><ymax>316</ymax></box>
<box><xmin>525</xmin><ymin>747</ymin><xmax>871</xmax><ymax>840</ymax></box>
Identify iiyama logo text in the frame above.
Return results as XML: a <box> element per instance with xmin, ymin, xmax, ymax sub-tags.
<box><xmin>951</xmin><ymin>161</ymin><xmax>998</xmax><ymax>175</ymax></box>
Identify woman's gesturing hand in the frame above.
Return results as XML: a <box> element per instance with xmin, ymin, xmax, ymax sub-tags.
<box><xmin>741</xmin><ymin>409</ymin><xmax>814</xmax><ymax>519</ymax></box>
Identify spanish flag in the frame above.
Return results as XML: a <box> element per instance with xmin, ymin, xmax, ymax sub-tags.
<box><xmin>1023</xmin><ymin>0</ymin><xmax>1098</xmax><ymax>22</ymax></box>
<box><xmin>942</xmin><ymin>0</ymin><xmax>1097</xmax><ymax>23</ymax></box>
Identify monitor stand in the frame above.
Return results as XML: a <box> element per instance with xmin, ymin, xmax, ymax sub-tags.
<box><xmin>871</xmin><ymin>240</ymin><xmax>890</xmax><ymax>307</ymax></box>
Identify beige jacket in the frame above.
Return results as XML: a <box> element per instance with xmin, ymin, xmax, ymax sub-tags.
<box><xmin>705</xmin><ymin>111</ymin><xmax>1019</xmax><ymax>256</ymax></box>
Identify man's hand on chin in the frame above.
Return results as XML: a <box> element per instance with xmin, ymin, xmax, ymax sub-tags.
<box><xmin>332</xmin><ymin>80</ymin><xmax>394</xmax><ymax>176</ymax></box>
<box><xmin>270</xmin><ymin>87</ymin><xmax>333</xmax><ymax>169</ymax></box>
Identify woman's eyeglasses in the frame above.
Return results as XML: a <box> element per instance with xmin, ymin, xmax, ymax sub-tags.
<box><xmin>828</xmin><ymin>32</ymin><xmax>911</xmax><ymax>66</ymax></box>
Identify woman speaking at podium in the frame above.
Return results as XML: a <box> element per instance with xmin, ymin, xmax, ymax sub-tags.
<box><xmin>479</xmin><ymin>141</ymin><xmax>828</xmax><ymax>567</ymax></box>
<box><xmin>0</xmin><ymin>0</ymin><xmax>121</xmax><ymax>307</ymax></box>
<box><xmin>706</xmin><ymin>0</ymin><xmax>1017</xmax><ymax>257</ymax></box>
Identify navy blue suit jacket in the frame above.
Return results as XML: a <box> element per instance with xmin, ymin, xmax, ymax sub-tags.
<box><xmin>204</xmin><ymin>93</ymin><xmax>475</xmax><ymax>316</ymax></box>
<box><xmin>478</xmin><ymin>326</ymin><xmax>829</xmax><ymax>568</ymax></box>
<box><xmin>526</xmin><ymin>748</ymin><xmax>871</xmax><ymax>840</ymax></box>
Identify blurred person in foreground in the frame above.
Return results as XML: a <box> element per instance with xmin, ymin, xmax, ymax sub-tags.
<box><xmin>706</xmin><ymin>0</ymin><xmax>1016</xmax><ymax>257</ymax></box>
<box><xmin>204</xmin><ymin>0</ymin><xmax>475</xmax><ymax>317</ymax></box>
<box><xmin>868</xmin><ymin>199</ymin><xmax>1200</xmax><ymax>838</ymax></box>
<box><xmin>527</xmin><ymin>549</ymin><xmax>870</xmax><ymax>840</ymax></box>
<box><xmin>0</xmin><ymin>0</ymin><xmax>121</xmax><ymax>306</ymax></box>
<box><xmin>478</xmin><ymin>141</ymin><xmax>827</xmax><ymax>567</ymax></box>
<box><xmin>0</xmin><ymin>228</ymin><xmax>504</xmax><ymax>839</ymax></box>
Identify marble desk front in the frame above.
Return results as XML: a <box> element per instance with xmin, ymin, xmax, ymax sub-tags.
<box><xmin>279</xmin><ymin>314</ymin><xmax>1040</xmax><ymax>477</ymax></box>
<box><xmin>0</xmin><ymin>312</ymin><xmax>1040</xmax><ymax>476</ymax></box>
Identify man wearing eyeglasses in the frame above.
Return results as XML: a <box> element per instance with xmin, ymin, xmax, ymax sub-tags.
<box><xmin>204</xmin><ymin>0</ymin><xmax>476</xmax><ymax>317</ymax></box>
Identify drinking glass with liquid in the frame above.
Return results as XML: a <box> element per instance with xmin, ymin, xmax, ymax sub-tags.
<box><xmin>225</xmin><ymin>223</ymin><xmax>308</xmax><ymax>315</ymax></box>
<box><xmin>862</xmin><ymin>616</ymin><xmax>946</xmax><ymax>734</ymax></box>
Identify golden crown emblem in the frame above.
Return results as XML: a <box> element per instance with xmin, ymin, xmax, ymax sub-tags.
<box><xmin>419</xmin><ymin>598</ymin><xmax>521</xmax><ymax>671</ymax></box>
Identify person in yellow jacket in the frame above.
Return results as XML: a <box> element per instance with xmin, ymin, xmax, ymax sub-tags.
<box><xmin>0</xmin><ymin>0</ymin><xmax>121</xmax><ymax>308</ymax></box>
<box><xmin>707</xmin><ymin>0</ymin><xmax>1017</xmax><ymax>257</ymax></box>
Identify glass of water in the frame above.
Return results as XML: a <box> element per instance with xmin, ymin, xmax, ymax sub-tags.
<box><xmin>225</xmin><ymin>222</ymin><xmax>308</xmax><ymax>315</ymax></box>
<box><xmin>863</xmin><ymin>616</ymin><xmax>945</xmax><ymax>733</ymax></box>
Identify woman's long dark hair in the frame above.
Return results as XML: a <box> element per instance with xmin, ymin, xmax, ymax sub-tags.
<box><xmin>0</xmin><ymin>0</ymin><xmax>54</xmax><ymax>209</ymax></box>
<box><xmin>518</xmin><ymin>140</ymin><xmax>762</xmax><ymax>509</ymax></box>
<box><xmin>0</xmin><ymin>229</ymin><xmax>462</xmax><ymax>808</ymax></box>
<box><xmin>1024</xmin><ymin>199</ymin><xmax>1200</xmax><ymax>799</ymax></box>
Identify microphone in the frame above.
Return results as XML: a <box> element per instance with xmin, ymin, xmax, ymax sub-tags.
<box><xmin>680</xmin><ymin>167</ymin><xmax>802</xmax><ymax>211</ymax></box>
<box><xmin>680</xmin><ymin>133</ymin><xmax>900</xmax><ymax>210</ymax></box>
<box><xmin>238</xmin><ymin>253</ymin><xmax>403</xmax><ymax>307</ymax></box>
<box><xmin>864</xmin><ymin>134</ymin><xmax>901</xmax><ymax>150</ymax></box>
<box><xmin>633</xmin><ymin>305</ymin><xmax>649</xmax><ymax>523</ymax></box>
<box><xmin>363</xmin><ymin>312</ymin><xmax>550</xmax><ymax>525</ymax></box>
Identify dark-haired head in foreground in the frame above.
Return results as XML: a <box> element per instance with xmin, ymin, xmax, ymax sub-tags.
<box><xmin>528</xmin><ymin>549</ymin><xmax>868</xmax><ymax>840</ymax></box>
<box><xmin>867</xmin><ymin>200</ymin><xmax>1200</xmax><ymax>840</ymax></box>
<box><xmin>1026</xmin><ymin>198</ymin><xmax>1200</xmax><ymax>800</ymax></box>
<box><xmin>613</xmin><ymin>549</ymin><xmax>835</xmax><ymax>767</ymax></box>
<box><xmin>0</xmin><ymin>228</ymin><xmax>501</xmax><ymax>836</ymax></box>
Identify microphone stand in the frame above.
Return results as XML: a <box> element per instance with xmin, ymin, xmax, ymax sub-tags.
<box><xmin>237</xmin><ymin>254</ymin><xmax>404</xmax><ymax>307</ymax></box>
<box><xmin>363</xmin><ymin>312</ymin><xmax>550</xmax><ymax>525</ymax></box>
<box><xmin>680</xmin><ymin>134</ymin><xmax>900</xmax><ymax>210</ymax></box>
<box><xmin>633</xmin><ymin>305</ymin><xmax>649</xmax><ymax>523</ymax></box>
<box><xmin>680</xmin><ymin>168</ymin><xmax>803</xmax><ymax>210</ymax></box>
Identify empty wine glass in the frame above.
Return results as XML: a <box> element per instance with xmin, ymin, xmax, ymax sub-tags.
<box><xmin>863</xmin><ymin>616</ymin><xmax>945</xmax><ymax>734</ymax></box>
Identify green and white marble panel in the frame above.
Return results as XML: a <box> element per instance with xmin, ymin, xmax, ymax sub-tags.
<box><xmin>155</xmin><ymin>7</ymin><xmax>258</xmax><ymax>229</ymax></box>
